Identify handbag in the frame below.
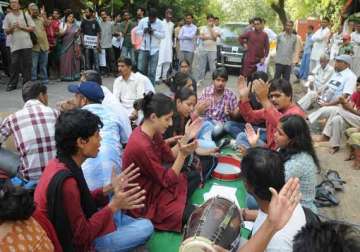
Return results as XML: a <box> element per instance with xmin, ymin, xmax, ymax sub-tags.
<box><xmin>23</xmin><ymin>11</ymin><xmax>38</xmax><ymax>45</ymax></box>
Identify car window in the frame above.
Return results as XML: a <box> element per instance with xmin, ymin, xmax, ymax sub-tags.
<box><xmin>220</xmin><ymin>23</ymin><xmax>247</xmax><ymax>45</ymax></box>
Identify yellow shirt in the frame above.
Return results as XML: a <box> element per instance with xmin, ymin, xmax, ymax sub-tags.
<box><xmin>32</xmin><ymin>17</ymin><xmax>49</xmax><ymax>52</ymax></box>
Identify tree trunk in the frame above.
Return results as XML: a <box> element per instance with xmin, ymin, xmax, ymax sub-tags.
<box><xmin>270</xmin><ymin>0</ymin><xmax>287</xmax><ymax>27</ymax></box>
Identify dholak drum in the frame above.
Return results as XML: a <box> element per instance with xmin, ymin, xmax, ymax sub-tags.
<box><xmin>212</xmin><ymin>156</ymin><xmax>241</xmax><ymax>181</ymax></box>
<box><xmin>180</xmin><ymin>197</ymin><xmax>243</xmax><ymax>252</ymax></box>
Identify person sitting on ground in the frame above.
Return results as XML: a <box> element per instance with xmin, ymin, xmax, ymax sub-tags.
<box><xmin>0</xmin><ymin>180</ymin><xmax>61</xmax><ymax>251</ymax></box>
<box><xmin>223</xmin><ymin>71</ymin><xmax>268</xmax><ymax>148</ymax></box>
<box><xmin>170</xmin><ymin>72</ymin><xmax>196</xmax><ymax>94</ymax></box>
<box><xmin>237</xmin><ymin>77</ymin><xmax>305</xmax><ymax>150</ymax></box>
<box><xmin>313</xmin><ymin>77</ymin><xmax>360</xmax><ymax>154</ymax></box>
<box><xmin>0</xmin><ymin>81</ymin><xmax>58</xmax><ymax>183</ymax></box>
<box><xmin>67</xmin><ymin>81</ymin><xmax>154</xmax><ymax>251</ymax></box>
<box><xmin>244</xmin><ymin>115</ymin><xmax>318</xmax><ymax>213</ymax></box>
<box><xmin>308</xmin><ymin>54</ymin><xmax>357</xmax><ymax>125</ymax></box>
<box><xmin>293</xmin><ymin>221</ymin><xmax>360</xmax><ymax>252</ymax></box>
<box><xmin>345</xmin><ymin>127</ymin><xmax>360</xmax><ymax>169</ymax></box>
<box><xmin>238</xmin><ymin>147</ymin><xmax>306</xmax><ymax>251</ymax></box>
<box><xmin>34</xmin><ymin>109</ymin><xmax>148</xmax><ymax>251</ymax></box>
<box><xmin>298</xmin><ymin>54</ymin><xmax>335</xmax><ymax>111</ymax></box>
<box><xmin>168</xmin><ymin>59</ymin><xmax>197</xmax><ymax>93</ymax></box>
<box><xmin>194</xmin><ymin>68</ymin><xmax>238</xmax><ymax>148</ymax></box>
<box><xmin>123</xmin><ymin>92</ymin><xmax>209</xmax><ymax>232</ymax></box>
<box><xmin>338</xmin><ymin>33</ymin><xmax>354</xmax><ymax>56</ymax></box>
<box><xmin>113</xmin><ymin>57</ymin><xmax>146</xmax><ymax>117</ymax></box>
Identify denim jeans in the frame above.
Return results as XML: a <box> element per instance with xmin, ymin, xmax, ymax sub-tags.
<box><xmin>246</xmin><ymin>193</ymin><xmax>259</xmax><ymax>210</ymax></box>
<box><xmin>235</xmin><ymin>130</ymin><xmax>266</xmax><ymax>149</ymax></box>
<box><xmin>84</xmin><ymin>48</ymin><xmax>99</xmax><ymax>72</ymax></box>
<box><xmin>138</xmin><ymin>50</ymin><xmax>159</xmax><ymax>85</ymax></box>
<box><xmin>94</xmin><ymin>211</ymin><xmax>154</xmax><ymax>252</ymax></box>
<box><xmin>196</xmin><ymin>120</ymin><xmax>217</xmax><ymax>149</ymax></box>
<box><xmin>32</xmin><ymin>50</ymin><xmax>49</xmax><ymax>84</ymax></box>
<box><xmin>121</xmin><ymin>46</ymin><xmax>135</xmax><ymax>65</ymax></box>
<box><xmin>223</xmin><ymin>121</ymin><xmax>267</xmax><ymax>148</ymax></box>
<box><xmin>223</xmin><ymin>121</ymin><xmax>247</xmax><ymax>139</ymax></box>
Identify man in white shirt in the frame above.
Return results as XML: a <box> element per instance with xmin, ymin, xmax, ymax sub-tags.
<box><xmin>240</xmin><ymin>148</ymin><xmax>306</xmax><ymax>252</ymax></box>
<box><xmin>113</xmin><ymin>57</ymin><xmax>146</xmax><ymax>117</ymax></box>
<box><xmin>136</xmin><ymin>8</ymin><xmax>165</xmax><ymax>85</ymax></box>
<box><xmin>178</xmin><ymin>14</ymin><xmax>197</xmax><ymax>65</ymax></box>
<box><xmin>351</xmin><ymin>22</ymin><xmax>360</xmax><ymax>77</ymax></box>
<box><xmin>298</xmin><ymin>54</ymin><xmax>335</xmax><ymax>111</ymax></box>
<box><xmin>155</xmin><ymin>8</ymin><xmax>174</xmax><ymax>83</ymax></box>
<box><xmin>310</xmin><ymin>18</ymin><xmax>331</xmax><ymax>71</ymax></box>
<box><xmin>308</xmin><ymin>54</ymin><xmax>357</xmax><ymax>125</ymax></box>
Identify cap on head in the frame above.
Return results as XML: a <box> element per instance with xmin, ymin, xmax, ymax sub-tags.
<box><xmin>335</xmin><ymin>54</ymin><xmax>352</xmax><ymax>65</ymax></box>
<box><xmin>68</xmin><ymin>81</ymin><xmax>104</xmax><ymax>103</ymax></box>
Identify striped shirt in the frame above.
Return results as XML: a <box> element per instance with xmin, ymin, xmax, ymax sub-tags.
<box><xmin>0</xmin><ymin>100</ymin><xmax>58</xmax><ymax>181</ymax></box>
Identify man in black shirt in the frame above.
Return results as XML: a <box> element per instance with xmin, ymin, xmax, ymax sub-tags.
<box><xmin>80</xmin><ymin>8</ymin><xmax>101</xmax><ymax>72</ymax></box>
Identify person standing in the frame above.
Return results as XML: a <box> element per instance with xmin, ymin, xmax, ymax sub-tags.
<box><xmin>197</xmin><ymin>14</ymin><xmax>220</xmax><ymax>82</ymax></box>
<box><xmin>112</xmin><ymin>13</ymin><xmax>122</xmax><ymax>61</ymax></box>
<box><xmin>99</xmin><ymin>10</ymin><xmax>115</xmax><ymax>75</ymax></box>
<box><xmin>46</xmin><ymin>9</ymin><xmax>61</xmax><ymax>80</ymax></box>
<box><xmin>274</xmin><ymin>20</ymin><xmax>297</xmax><ymax>81</ymax></box>
<box><xmin>178</xmin><ymin>13</ymin><xmax>197</xmax><ymax>65</ymax></box>
<box><xmin>310</xmin><ymin>17</ymin><xmax>331</xmax><ymax>72</ymax></box>
<box><xmin>351</xmin><ymin>22</ymin><xmax>360</xmax><ymax>77</ymax></box>
<box><xmin>80</xmin><ymin>8</ymin><xmax>101</xmax><ymax>72</ymax></box>
<box><xmin>156</xmin><ymin>8</ymin><xmax>174</xmax><ymax>83</ymax></box>
<box><xmin>29</xmin><ymin>4</ymin><xmax>50</xmax><ymax>85</ymax></box>
<box><xmin>119</xmin><ymin>10</ymin><xmax>135</xmax><ymax>64</ymax></box>
<box><xmin>136</xmin><ymin>7</ymin><xmax>145</xmax><ymax>24</ymax></box>
<box><xmin>136</xmin><ymin>8</ymin><xmax>165</xmax><ymax>85</ymax></box>
<box><xmin>59</xmin><ymin>11</ymin><xmax>81</xmax><ymax>81</ymax></box>
<box><xmin>298</xmin><ymin>25</ymin><xmax>314</xmax><ymax>81</ymax></box>
<box><xmin>3</xmin><ymin>0</ymin><xmax>35</xmax><ymax>91</ymax></box>
<box><xmin>239</xmin><ymin>17</ymin><xmax>269</xmax><ymax>78</ymax></box>
<box><xmin>0</xmin><ymin>11</ymin><xmax>10</xmax><ymax>77</ymax></box>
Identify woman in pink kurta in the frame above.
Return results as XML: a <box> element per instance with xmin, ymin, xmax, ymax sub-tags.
<box><xmin>123</xmin><ymin>93</ymin><xmax>202</xmax><ymax>232</ymax></box>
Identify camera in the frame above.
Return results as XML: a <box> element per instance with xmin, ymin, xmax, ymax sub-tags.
<box><xmin>145</xmin><ymin>21</ymin><xmax>153</xmax><ymax>35</ymax></box>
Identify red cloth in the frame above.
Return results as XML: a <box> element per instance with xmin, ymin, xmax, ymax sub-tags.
<box><xmin>34</xmin><ymin>159</ymin><xmax>116</xmax><ymax>252</ymax></box>
<box><xmin>239</xmin><ymin>30</ymin><xmax>269</xmax><ymax>77</ymax></box>
<box><xmin>46</xmin><ymin>19</ymin><xmax>60</xmax><ymax>49</ymax></box>
<box><xmin>351</xmin><ymin>91</ymin><xmax>360</xmax><ymax>111</ymax></box>
<box><xmin>123</xmin><ymin>127</ymin><xmax>188</xmax><ymax>232</ymax></box>
<box><xmin>239</xmin><ymin>101</ymin><xmax>305</xmax><ymax>149</ymax></box>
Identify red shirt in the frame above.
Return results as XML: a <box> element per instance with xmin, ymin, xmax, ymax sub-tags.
<box><xmin>34</xmin><ymin>159</ymin><xmax>116</xmax><ymax>252</ymax></box>
<box><xmin>46</xmin><ymin>19</ymin><xmax>60</xmax><ymax>49</ymax></box>
<box><xmin>239</xmin><ymin>101</ymin><xmax>305</xmax><ymax>149</ymax></box>
<box><xmin>351</xmin><ymin>91</ymin><xmax>360</xmax><ymax>111</ymax></box>
<box><xmin>123</xmin><ymin>127</ymin><xmax>188</xmax><ymax>232</ymax></box>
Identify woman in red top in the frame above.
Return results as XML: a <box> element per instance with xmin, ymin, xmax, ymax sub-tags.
<box><xmin>34</xmin><ymin>109</ymin><xmax>147</xmax><ymax>251</ymax></box>
<box><xmin>123</xmin><ymin>92</ymin><xmax>203</xmax><ymax>232</ymax></box>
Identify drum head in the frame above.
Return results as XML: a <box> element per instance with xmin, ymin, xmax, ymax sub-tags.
<box><xmin>212</xmin><ymin>156</ymin><xmax>241</xmax><ymax>181</ymax></box>
<box><xmin>180</xmin><ymin>237</ymin><xmax>215</xmax><ymax>252</ymax></box>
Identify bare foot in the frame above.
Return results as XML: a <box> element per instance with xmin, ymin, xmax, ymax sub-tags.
<box><xmin>312</xmin><ymin>134</ymin><xmax>329</xmax><ymax>142</ymax></box>
<box><xmin>329</xmin><ymin>146</ymin><xmax>340</xmax><ymax>154</ymax></box>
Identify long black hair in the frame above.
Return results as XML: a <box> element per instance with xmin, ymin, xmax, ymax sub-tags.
<box><xmin>279</xmin><ymin>114</ymin><xmax>320</xmax><ymax>169</ymax></box>
<box><xmin>139</xmin><ymin>92</ymin><xmax>174</xmax><ymax>119</ymax></box>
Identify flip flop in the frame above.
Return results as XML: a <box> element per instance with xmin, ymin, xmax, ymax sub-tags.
<box><xmin>325</xmin><ymin>170</ymin><xmax>346</xmax><ymax>191</ymax></box>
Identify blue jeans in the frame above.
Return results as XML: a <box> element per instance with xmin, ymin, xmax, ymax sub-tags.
<box><xmin>235</xmin><ymin>130</ymin><xmax>267</xmax><ymax>149</ymax></box>
<box><xmin>32</xmin><ymin>50</ymin><xmax>48</xmax><ymax>84</ymax></box>
<box><xmin>138</xmin><ymin>50</ymin><xmax>159</xmax><ymax>85</ymax></box>
<box><xmin>224</xmin><ymin>121</ymin><xmax>266</xmax><ymax>148</ymax></box>
<box><xmin>246</xmin><ymin>193</ymin><xmax>259</xmax><ymax>210</ymax></box>
<box><xmin>197</xmin><ymin>120</ymin><xmax>217</xmax><ymax>149</ymax></box>
<box><xmin>121</xmin><ymin>46</ymin><xmax>135</xmax><ymax>65</ymax></box>
<box><xmin>94</xmin><ymin>211</ymin><xmax>154</xmax><ymax>252</ymax></box>
<box><xmin>223</xmin><ymin>121</ymin><xmax>246</xmax><ymax>139</ymax></box>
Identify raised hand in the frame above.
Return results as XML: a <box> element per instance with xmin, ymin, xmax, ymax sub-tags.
<box><xmin>253</xmin><ymin>79</ymin><xmax>269</xmax><ymax>103</ymax></box>
<box><xmin>237</xmin><ymin>75</ymin><xmax>249</xmax><ymax>100</ymax></box>
<box><xmin>268</xmin><ymin>177</ymin><xmax>301</xmax><ymax>231</ymax></box>
<box><xmin>245</xmin><ymin>123</ymin><xmax>260</xmax><ymax>147</ymax></box>
<box><xmin>109</xmin><ymin>185</ymin><xmax>146</xmax><ymax>211</ymax></box>
<box><xmin>194</xmin><ymin>100</ymin><xmax>211</xmax><ymax>115</ymax></box>
<box><xmin>184</xmin><ymin>118</ymin><xmax>203</xmax><ymax>141</ymax></box>
<box><xmin>112</xmin><ymin>164</ymin><xmax>140</xmax><ymax>193</ymax></box>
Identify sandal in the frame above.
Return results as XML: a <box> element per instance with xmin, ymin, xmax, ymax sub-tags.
<box><xmin>315</xmin><ymin>180</ymin><xmax>339</xmax><ymax>206</ymax></box>
<box><xmin>325</xmin><ymin>170</ymin><xmax>346</xmax><ymax>191</ymax></box>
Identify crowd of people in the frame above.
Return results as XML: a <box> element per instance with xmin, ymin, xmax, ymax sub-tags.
<box><xmin>1</xmin><ymin>0</ymin><xmax>360</xmax><ymax>251</ymax></box>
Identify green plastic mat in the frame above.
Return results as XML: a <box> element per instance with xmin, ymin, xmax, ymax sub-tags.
<box><xmin>147</xmin><ymin>178</ymin><xmax>247</xmax><ymax>252</ymax></box>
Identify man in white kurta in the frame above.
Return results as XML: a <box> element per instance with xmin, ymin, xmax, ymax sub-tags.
<box><xmin>155</xmin><ymin>9</ymin><xmax>174</xmax><ymax>82</ymax></box>
<box><xmin>310</xmin><ymin>18</ymin><xmax>331</xmax><ymax>72</ymax></box>
<box><xmin>351</xmin><ymin>23</ymin><xmax>360</xmax><ymax>77</ymax></box>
